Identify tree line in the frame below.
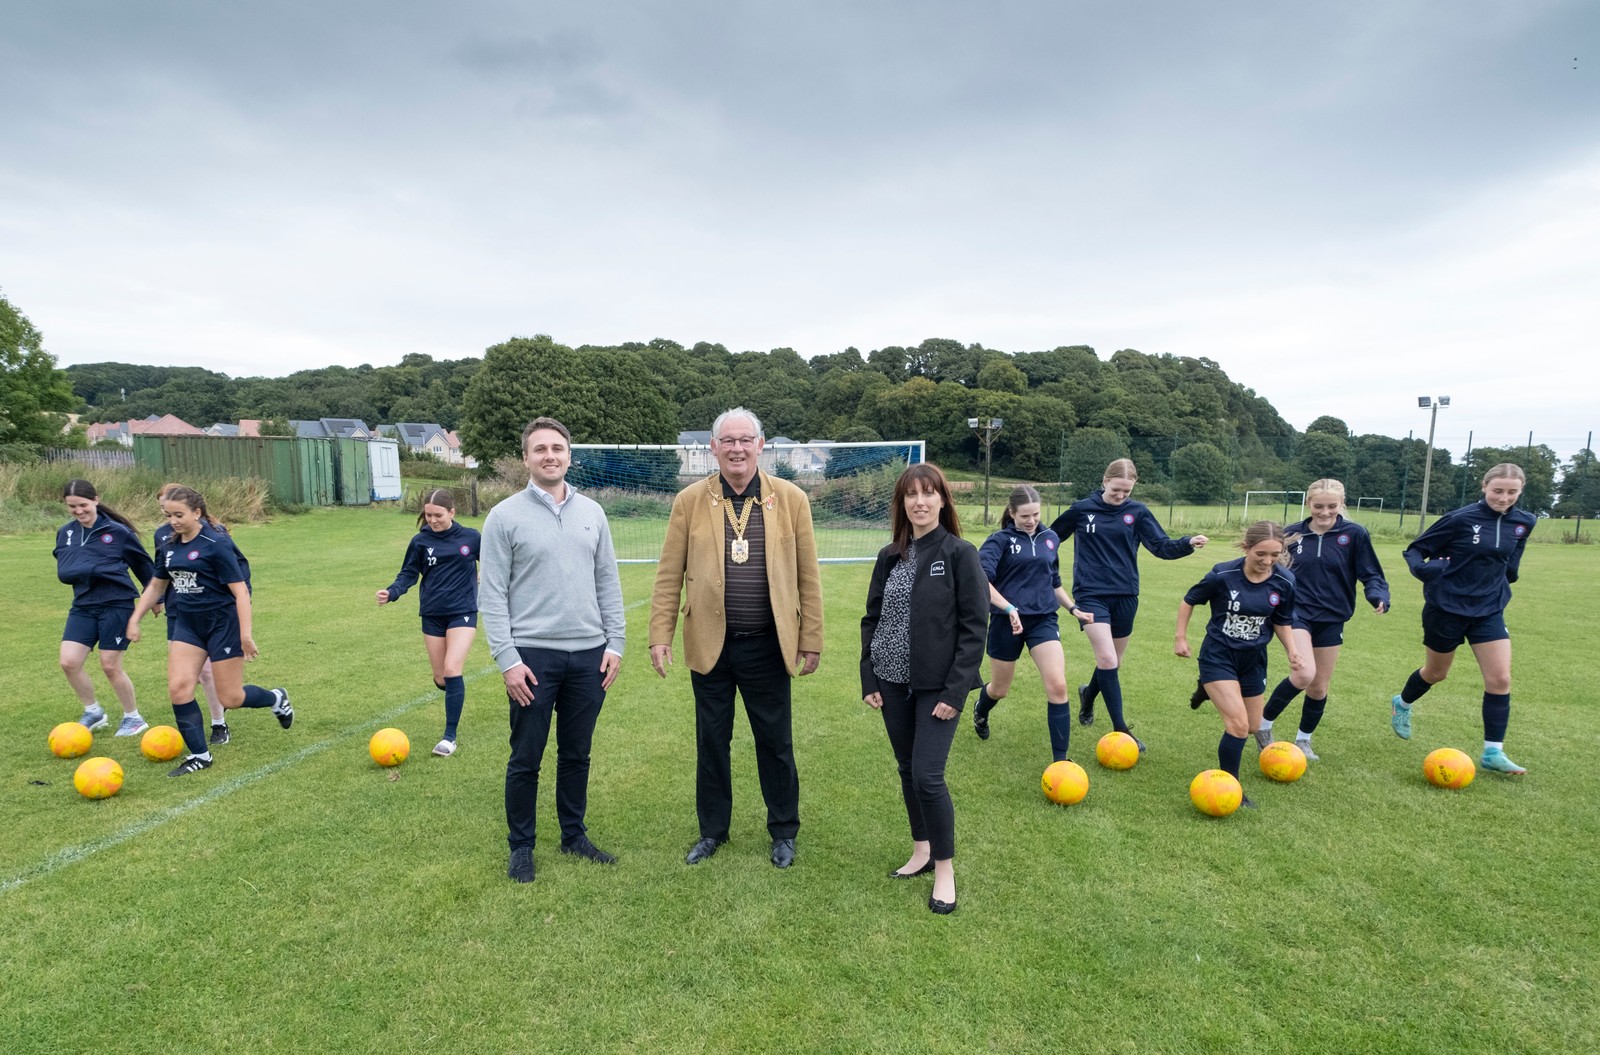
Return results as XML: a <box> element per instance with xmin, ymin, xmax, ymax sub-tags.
<box><xmin>4</xmin><ymin>289</ymin><xmax>1592</xmax><ymax>515</ymax></box>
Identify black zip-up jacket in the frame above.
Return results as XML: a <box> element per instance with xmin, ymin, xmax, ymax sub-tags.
<box><xmin>859</xmin><ymin>525</ymin><xmax>988</xmax><ymax>711</ymax></box>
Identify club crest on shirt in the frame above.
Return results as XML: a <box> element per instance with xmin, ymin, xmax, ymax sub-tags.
<box><xmin>1337</xmin><ymin>534</ymin><xmax>1350</xmax><ymax>546</ymax></box>
<box><xmin>1122</xmin><ymin>513</ymin><xmax>1135</xmax><ymax>525</ymax></box>
<box><xmin>930</xmin><ymin>560</ymin><xmax>946</xmax><ymax>577</ymax></box>
<box><xmin>188</xmin><ymin>550</ymin><xmax>200</xmax><ymax>560</ymax></box>
<box><xmin>101</xmin><ymin>533</ymin><xmax>114</xmax><ymax>544</ymax></box>
<box><xmin>459</xmin><ymin>545</ymin><xmax>471</xmax><ymax>555</ymax></box>
<box><xmin>1045</xmin><ymin>539</ymin><xmax>1055</xmax><ymax>550</ymax></box>
<box><xmin>1514</xmin><ymin>525</ymin><xmax>1526</xmax><ymax>537</ymax></box>
<box><xmin>1269</xmin><ymin>592</ymin><xmax>1281</xmax><ymax>607</ymax></box>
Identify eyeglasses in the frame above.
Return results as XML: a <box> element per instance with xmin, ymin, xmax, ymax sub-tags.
<box><xmin>716</xmin><ymin>436</ymin><xmax>760</xmax><ymax>448</ymax></box>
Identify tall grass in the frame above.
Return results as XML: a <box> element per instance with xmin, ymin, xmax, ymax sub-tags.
<box><xmin>0</xmin><ymin>462</ymin><xmax>274</xmax><ymax>535</ymax></box>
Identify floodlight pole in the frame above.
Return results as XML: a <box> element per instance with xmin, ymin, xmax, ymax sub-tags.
<box><xmin>969</xmin><ymin>417</ymin><xmax>1003</xmax><ymax>524</ymax></box>
<box><xmin>1417</xmin><ymin>396</ymin><xmax>1450</xmax><ymax>532</ymax></box>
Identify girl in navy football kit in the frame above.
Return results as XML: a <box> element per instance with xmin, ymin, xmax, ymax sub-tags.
<box><xmin>377</xmin><ymin>488</ymin><xmax>480</xmax><ymax>757</ymax></box>
<box><xmin>1388</xmin><ymin>464</ymin><xmax>1536</xmax><ymax>775</ymax></box>
<box><xmin>155</xmin><ymin>482</ymin><xmax>235</xmax><ymax>746</ymax></box>
<box><xmin>1253</xmin><ymin>479</ymin><xmax>1389</xmax><ymax>760</ymax></box>
<box><xmin>127</xmin><ymin>486</ymin><xmax>293</xmax><ymax>776</ymax></box>
<box><xmin>971</xmin><ymin>486</ymin><xmax>1093</xmax><ymax>761</ymax></box>
<box><xmin>1175</xmin><ymin>521</ymin><xmax>1306</xmax><ymax>808</ymax></box>
<box><xmin>54</xmin><ymin>479</ymin><xmax>154</xmax><ymax>736</ymax></box>
<box><xmin>1049</xmin><ymin>459</ymin><xmax>1209</xmax><ymax>750</ymax></box>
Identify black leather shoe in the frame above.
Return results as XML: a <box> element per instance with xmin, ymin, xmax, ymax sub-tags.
<box><xmin>684</xmin><ymin>836</ymin><xmax>724</xmax><ymax>865</ymax></box>
<box><xmin>560</xmin><ymin>835</ymin><xmax>617</xmax><ymax>864</ymax></box>
<box><xmin>507</xmin><ymin>846</ymin><xmax>534</xmax><ymax>883</ymax></box>
<box><xmin>1077</xmin><ymin>683</ymin><xmax>1095</xmax><ymax>726</ymax></box>
<box><xmin>888</xmin><ymin>860</ymin><xmax>934</xmax><ymax>879</ymax></box>
<box><xmin>770</xmin><ymin>838</ymin><xmax>796</xmax><ymax>869</ymax></box>
<box><xmin>928</xmin><ymin>895</ymin><xmax>957</xmax><ymax>915</ymax></box>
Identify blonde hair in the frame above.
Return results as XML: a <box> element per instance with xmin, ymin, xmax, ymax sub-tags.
<box><xmin>1103</xmin><ymin>458</ymin><xmax>1138</xmax><ymax>483</ymax></box>
<box><xmin>1305</xmin><ymin>478</ymin><xmax>1346</xmax><ymax>506</ymax></box>
<box><xmin>1481</xmin><ymin>463</ymin><xmax>1525</xmax><ymax>487</ymax></box>
<box><xmin>1239</xmin><ymin>521</ymin><xmax>1291</xmax><ymax>566</ymax></box>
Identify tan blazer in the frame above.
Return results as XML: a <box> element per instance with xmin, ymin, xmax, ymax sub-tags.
<box><xmin>649</xmin><ymin>471</ymin><xmax>824</xmax><ymax>676</ymax></box>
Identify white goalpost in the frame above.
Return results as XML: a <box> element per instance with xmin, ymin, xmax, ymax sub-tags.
<box><xmin>570</xmin><ymin>440</ymin><xmax>926</xmax><ymax>563</ymax></box>
<box><xmin>1242</xmin><ymin>490</ymin><xmax>1305</xmax><ymax>525</ymax></box>
<box><xmin>1354</xmin><ymin>496</ymin><xmax>1385</xmax><ymax>519</ymax></box>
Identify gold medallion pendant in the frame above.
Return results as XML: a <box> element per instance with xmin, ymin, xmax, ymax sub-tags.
<box><xmin>730</xmin><ymin>538</ymin><xmax>750</xmax><ymax>564</ymax></box>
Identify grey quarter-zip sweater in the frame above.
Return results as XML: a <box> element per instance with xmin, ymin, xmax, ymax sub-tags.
<box><xmin>479</xmin><ymin>481</ymin><xmax>626</xmax><ymax>673</ymax></box>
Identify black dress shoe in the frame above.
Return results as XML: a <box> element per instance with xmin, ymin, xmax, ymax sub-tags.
<box><xmin>928</xmin><ymin>895</ymin><xmax>957</xmax><ymax>915</ymax></box>
<box><xmin>888</xmin><ymin>860</ymin><xmax>935</xmax><ymax>879</ymax></box>
<box><xmin>685</xmin><ymin>836</ymin><xmax>724</xmax><ymax>865</ymax></box>
<box><xmin>770</xmin><ymin>838</ymin><xmax>796</xmax><ymax>869</ymax></box>
<box><xmin>560</xmin><ymin>835</ymin><xmax>617</xmax><ymax>864</ymax></box>
<box><xmin>507</xmin><ymin>846</ymin><xmax>534</xmax><ymax>883</ymax></box>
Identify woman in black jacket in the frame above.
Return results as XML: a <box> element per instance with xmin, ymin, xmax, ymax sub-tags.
<box><xmin>861</xmin><ymin>463</ymin><xmax>988</xmax><ymax>915</ymax></box>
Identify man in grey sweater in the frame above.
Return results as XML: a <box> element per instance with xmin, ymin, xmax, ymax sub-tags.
<box><xmin>480</xmin><ymin>416</ymin><xmax>626</xmax><ymax>883</ymax></box>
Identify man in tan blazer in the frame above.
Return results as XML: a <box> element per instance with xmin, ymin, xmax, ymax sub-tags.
<box><xmin>649</xmin><ymin>407</ymin><xmax>823</xmax><ymax>869</ymax></box>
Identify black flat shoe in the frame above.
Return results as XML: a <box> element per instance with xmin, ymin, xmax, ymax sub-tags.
<box><xmin>888</xmin><ymin>860</ymin><xmax>935</xmax><ymax>879</ymax></box>
<box><xmin>684</xmin><ymin>836</ymin><xmax>725</xmax><ymax>865</ymax></box>
<box><xmin>928</xmin><ymin>895</ymin><xmax>957</xmax><ymax>915</ymax></box>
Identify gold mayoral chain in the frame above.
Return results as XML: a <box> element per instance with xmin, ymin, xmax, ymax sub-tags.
<box><xmin>713</xmin><ymin>477</ymin><xmax>758</xmax><ymax>564</ymax></box>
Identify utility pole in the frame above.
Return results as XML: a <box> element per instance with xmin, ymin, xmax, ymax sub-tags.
<box><xmin>968</xmin><ymin>417</ymin><xmax>1004</xmax><ymax>525</ymax></box>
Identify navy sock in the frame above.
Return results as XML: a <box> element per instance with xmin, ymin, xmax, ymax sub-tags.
<box><xmin>1098</xmin><ymin>668</ymin><xmax>1128</xmax><ymax>731</ymax></box>
<box><xmin>1299</xmin><ymin>695</ymin><xmax>1328</xmax><ymax>735</ymax></box>
<box><xmin>1082</xmin><ymin>670</ymin><xmax>1101</xmax><ymax>705</ymax></box>
<box><xmin>1482</xmin><ymin>692</ymin><xmax>1510</xmax><ymax>742</ymax></box>
<box><xmin>444</xmin><ymin>676</ymin><xmax>465</xmax><ymax>740</ymax></box>
<box><xmin>1401</xmin><ymin>669</ymin><xmax>1432</xmax><ymax>705</ymax></box>
<box><xmin>974</xmin><ymin>686</ymin><xmax>998</xmax><ymax>719</ymax></box>
<box><xmin>1218</xmin><ymin>732</ymin><xmax>1248</xmax><ymax>778</ymax></box>
<box><xmin>1263</xmin><ymin>678</ymin><xmax>1301</xmax><ymax>722</ymax></box>
<box><xmin>240</xmin><ymin>684</ymin><xmax>274</xmax><ymax>708</ymax></box>
<box><xmin>1046</xmin><ymin>702</ymin><xmax>1072</xmax><ymax>761</ymax></box>
<box><xmin>172</xmin><ymin>700</ymin><xmax>207</xmax><ymax>754</ymax></box>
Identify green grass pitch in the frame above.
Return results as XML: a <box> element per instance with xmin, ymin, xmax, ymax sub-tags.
<box><xmin>2</xmin><ymin>506</ymin><xmax>1597</xmax><ymax>1054</ymax></box>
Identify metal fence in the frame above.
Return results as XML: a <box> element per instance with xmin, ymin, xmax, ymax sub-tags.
<box><xmin>43</xmin><ymin>447</ymin><xmax>135</xmax><ymax>470</ymax></box>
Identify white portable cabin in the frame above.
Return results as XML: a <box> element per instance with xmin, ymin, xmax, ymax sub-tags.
<box><xmin>367</xmin><ymin>439</ymin><xmax>403</xmax><ymax>501</ymax></box>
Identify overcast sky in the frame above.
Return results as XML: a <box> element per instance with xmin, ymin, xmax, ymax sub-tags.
<box><xmin>2</xmin><ymin>1</ymin><xmax>1595</xmax><ymax>459</ymax></box>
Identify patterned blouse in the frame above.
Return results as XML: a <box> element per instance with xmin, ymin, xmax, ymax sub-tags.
<box><xmin>870</xmin><ymin>539</ymin><xmax>917</xmax><ymax>685</ymax></box>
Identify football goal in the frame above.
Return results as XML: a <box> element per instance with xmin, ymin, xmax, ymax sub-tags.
<box><xmin>570</xmin><ymin>440</ymin><xmax>926</xmax><ymax>563</ymax></box>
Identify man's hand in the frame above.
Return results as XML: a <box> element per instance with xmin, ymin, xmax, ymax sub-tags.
<box><xmin>797</xmin><ymin>651</ymin><xmax>820</xmax><ymax>676</ymax></box>
<box><xmin>503</xmin><ymin>663</ymin><xmax>538</xmax><ymax>706</ymax></box>
<box><xmin>600</xmin><ymin>651</ymin><xmax>621</xmax><ymax>690</ymax></box>
<box><xmin>650</xmin><ymin>644</ymin><xmax>672</xmax><ymax>679</ymax></box>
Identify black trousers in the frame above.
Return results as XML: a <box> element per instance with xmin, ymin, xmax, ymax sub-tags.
<box><xmin>878</xmin><ymin>681</ymin><xmax>958</xmax><ymax>861</ymax></box>
<box><xmin>505</xmin><ymin>644</ymin><xmax>606</xmax><ymax>850</ymax></box>
<box><xmin>689</xmin><ymin>628</ymin><xmax>799</xmax><ymax>841</ymax></box>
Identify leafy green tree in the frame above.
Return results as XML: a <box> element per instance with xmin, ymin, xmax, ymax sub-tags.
<box><xmin>1305</xmin><ymin>415</ymin><xmax>1350</xmax><ymax>438</ymax></box>
<box><xmin>1171</xmin><ymin>441</ymin><xmax>1232</xmax><ymax>503</ymax></box>
<box><xmin>1062</xmin><ymin>428</ymin><xmax>1127</xmax><ymax>497</ymax></box>
<box><xmin>976</xmin><ymin>359</ymin><xmax>1027</xmax><ymax>395</ymax></box>
<box><xmin>1555</xmin><ymin>449</ymin><xmax>1600</xmax><ymax>517</ymax></box>
<box><xmin>1</xmin><ymin>292</ymin><xmax>77</xmax><ymax>447</ymax></box>
<box><xmin>1294</xmin><ymin>431</ymin><xmax>1353</xmax><ymax>486</ymax></box>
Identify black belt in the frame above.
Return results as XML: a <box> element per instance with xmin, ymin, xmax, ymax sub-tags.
<box><xmin>730</xmin><ymin>626</ymin><xmax>775</xmax><ymax>639</ymax></box>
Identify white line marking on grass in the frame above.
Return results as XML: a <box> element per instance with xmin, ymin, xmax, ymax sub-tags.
<box><xmin>1</xmin><ymin>668</ymin><xmax>501</xmax><ymax>896</ymax></box>
<box><xmin>5</xmin><ymin>594</ymin><xmax>655</xmax><ymax>895</ymax></box>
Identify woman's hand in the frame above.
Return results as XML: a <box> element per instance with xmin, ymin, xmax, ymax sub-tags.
<box><xmin>126</xmin><ymin>619</ymin><xmax>141</xmax><ymax>644</ymax></box>
<box><xmin>241</xmin><ymin>635</ymin><xmax>260</xmax><ymax>661</ymax></box>
<box><xmin>1071</xmin><ymin>608</ymin><xmax>1094</xmax><ymax>625</ymax></box>
<box><xmin>863</xmin><ymin>692</ymin><xmax>883</xmax><ymax>710</ymax></box>
<box><xmin>1191</xmin><ymin>535</ymin><xmax>1210</xmax><ymax>549</ymax></box>
<box><xmin>375</xmin><ymin>589</ymin><xmax>390</xmax><ymax>605</ymax></box>
<box><xmin>932</xmin><ymin>702</ymin><xmax>957</xmax><ymax>720</ymax></box>
<box><xmin>1287</xmin><ymin>649</ymin><xmax>1306</xmax><ymax>674</ymax></box>
<box><xmin>1008</xmin><ymin>609</ymin><xmax>1023</xmax><ymax>635</ymax></box>
<box><xmin>1174</xmin><ymin>636</ymin><xmax>1191</xmax><ymax>659</ymax></box>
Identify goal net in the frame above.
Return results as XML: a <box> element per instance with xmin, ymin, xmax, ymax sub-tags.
<box><xmin>570</xmin><ymin>441</ymin><xmax>926</xmax><ymax>563</ymax></box>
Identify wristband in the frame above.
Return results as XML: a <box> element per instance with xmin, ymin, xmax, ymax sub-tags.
<box><xmin>1004</xmin><ymin>604</ymin><xmax>1017</xmax><ymax>615</ymax></box>
<box><xmin>1068</xmin><ymin>604</ymin><xmax>1079</xmax><ymax>613</ymax></box>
